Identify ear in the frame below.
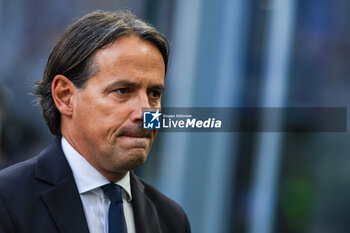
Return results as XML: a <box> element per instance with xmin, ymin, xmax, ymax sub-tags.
<box><xmin>51</xmin><ymin>75</ymin><xmax>75</xmax><ymax>116</ymax></box>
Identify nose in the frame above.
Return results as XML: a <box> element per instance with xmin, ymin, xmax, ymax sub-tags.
<box><xmin>130</xmin><ymin>92</ymin><xmax>151</xmax><ymax>123</ymax></box>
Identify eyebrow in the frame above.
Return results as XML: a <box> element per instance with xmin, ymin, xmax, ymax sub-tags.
<box><xmin>103</xmin><ymin>80</ymin><xmax>137</xmax><ymax>93</ymax></box>
<box><xmin>148</xmin><ymin>84</ymin><xmax>165</xmax><ymax>92</ymax></box>
<box><xmin>104</xmin><ymin>80</ymin><xmax>164</xmax><ymax>93</ymax></box>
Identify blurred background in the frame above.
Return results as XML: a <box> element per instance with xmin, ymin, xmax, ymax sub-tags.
<box><xmin>1</xmin><ymin>0</ymin><xmax>350</xmax><ymax>232</ymax></box>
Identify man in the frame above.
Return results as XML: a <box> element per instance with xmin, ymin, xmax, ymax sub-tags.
<box><xmin>0</xmin><ymin>11</ymin><xmax>191</xmax><ymax>233</ymax></box>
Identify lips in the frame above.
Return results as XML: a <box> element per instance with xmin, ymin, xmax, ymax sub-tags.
<box><xmin>122</xmin><ymin>132</ymin><xmax>152</xmax><ymax>137</ymax></box>
<box><xmin>123</xmin><ymin>135</ymin><xmax>147</xmax><ymax>138</ymax></box>
<box><xmin>117</xmin><ymin>125</ymin><xmax>154</xmax><ymax>138</ymax></box>
<box><xmin>118</xmin><ymin>135</ymin><xmax>150</xmax><ymax>149</ymax></box>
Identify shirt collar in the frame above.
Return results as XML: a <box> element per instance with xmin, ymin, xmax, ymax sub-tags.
<box><xmin>61</xmin><ymin>137</ymin><xmax>132</xmax><ymax>201</ymax></box>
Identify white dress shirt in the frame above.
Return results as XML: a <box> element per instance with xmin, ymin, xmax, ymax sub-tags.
<box><xmin>61</xmin><ymin>137</ymin><xmax>136</xmax><ymax>233</ymax></box>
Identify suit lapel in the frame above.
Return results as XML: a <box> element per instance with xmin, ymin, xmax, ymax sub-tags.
<box><xmin>41</xmin><ymin>175</ymin><xmax>90</xmax><ymax>233</ymax></box>
<box><xmin>130</xmin><ymin>173</ymin><xmax>161</xmax><ymax>233</ymax></box>
<box><xmin>36</xmin><ymin>138</ymin><xmax>89</xmax><ymax>233</ymax></box>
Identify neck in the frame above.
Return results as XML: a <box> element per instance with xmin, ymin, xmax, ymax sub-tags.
<box><xmin>61</xmin><ymin>130</ymin><xmax>128</xmax><ymax>183</ymax></box>
<box><xmin>99</xmin><ymin>170</ymin><xmax>128</xmax><ymax>183</ymax></box>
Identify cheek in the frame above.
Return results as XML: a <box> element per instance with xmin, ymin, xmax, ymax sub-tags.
<box><xmin>73</xmin><ymin>97</ymin><xmax>109</xmax><ymax>133</ymax></box>
<box><xmin>149</xmin><ymin>132</ymin><xmax>157</xmax><ymax>146</ymax></box>
<box><xmin>75</xmin><ymin>92</ymin><xmax>135</xmax><ymax>133</ymax></box>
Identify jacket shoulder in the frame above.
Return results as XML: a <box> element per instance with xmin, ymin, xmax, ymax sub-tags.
<box><xmin>132</xmin><ymin>174</ymin><xmax>191</xmax><ymax>232</ymax></box>
<box><xmin>138</xmin><ymin>176</ymin><xmax>184</xmax><ymax>210</ymax></box>
<box><xmin>0</xmin><ymin>156</ymin><xmax>38</xmax><ymax>185</ymax></box>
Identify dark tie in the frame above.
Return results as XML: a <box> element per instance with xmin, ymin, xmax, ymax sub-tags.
<box><xmin>102</xmin><ymin>184</ymin><xmax>127</xmax><ymax>233</ymax></box>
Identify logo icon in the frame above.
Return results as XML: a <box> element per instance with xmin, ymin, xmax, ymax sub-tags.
<box><xmin>143</xmin><ymin>110</ymin><xmax>162</xmax><ymax>129</ymax></box>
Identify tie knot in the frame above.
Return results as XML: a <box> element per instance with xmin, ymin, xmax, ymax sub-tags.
<box><xmin>102</xmin><ymin>184</ymin><xmax>123</xmax><ymax>203</ymax></box>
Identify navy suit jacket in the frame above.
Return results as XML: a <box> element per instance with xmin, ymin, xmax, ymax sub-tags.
<box><xmin>0</xmin><ymin>138</ymin><xmax>191</xmax><ymax>233</ymax></box>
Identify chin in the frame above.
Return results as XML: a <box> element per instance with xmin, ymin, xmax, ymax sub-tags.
<box><xmin>120</xmin><ymin>151</ymin><xmax>148</xmax><ymax>170</ymax></box>
<box><xmin>119</xmin><ymin>159</ymin><xmax>145</xmax><ymax>172</ymax></box>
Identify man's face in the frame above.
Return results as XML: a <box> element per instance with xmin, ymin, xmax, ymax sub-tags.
<box><xmin>69</xmin><ymin>36</ymin><xmax>165</xmax><ymax>178</ymax></box>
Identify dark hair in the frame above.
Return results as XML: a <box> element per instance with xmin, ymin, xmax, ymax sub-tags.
<box><xmin>34</xmin><ymin>10</ymin><xmax>169</xmax><ymax>136</ymax></box>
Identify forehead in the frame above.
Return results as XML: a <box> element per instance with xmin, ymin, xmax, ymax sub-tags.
<box><xmin>84</xmin><ymin>36</ymin><xmax>165</xmax><ymax>88</ymax></box>
<box><xmin>95</xmin><ymin>36</ymin><xmax>165</xmax><ymax>73</ymax></box>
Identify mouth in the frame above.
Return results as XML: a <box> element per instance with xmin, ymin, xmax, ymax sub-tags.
<box><xmin>115</xmin><ymin>125</ymin><xmax>155</xmax><ymax>148</ymax></box>
<box><xmin>118</xmin><ymin>135</ymin><xmax>151</xmax><ymax>149</ymax></box>
<box><xmin>119</xmin><ymin>129</ymin><xmax>154</xmax><ymax>138</ymax></box>
<box><xmin>122</xmin><ymin>135</ymin><xmax>148</xmax><ymax>139</ymax></box>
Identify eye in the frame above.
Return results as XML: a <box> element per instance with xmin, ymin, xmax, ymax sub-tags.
<box><xmin>115</xmin><ymin>88</ymin><xmax>129</xmax><ymax>94</ymax></box>
<box><xmin>150</xmin><ymin>90</ymin><xmax>162</xmax><ymax>99</ymax></box>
